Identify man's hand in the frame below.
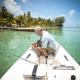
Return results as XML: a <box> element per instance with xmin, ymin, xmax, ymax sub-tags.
<box><xmin>31</xmin><ymin>44</ymin><xmax>35</xmax><ymax>49</ymax></box>
<box><xmin>31</xmin><ymin>43</ymin><xmax>37</xmax><ymax>49</ymax></box>
<box><xmin>31</xmin><ymin>42</ymin><xmax>47</xmax><ymax>56</ymax></box>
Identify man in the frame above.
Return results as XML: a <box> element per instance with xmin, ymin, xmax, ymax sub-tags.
<box><xmin>32</xmin><ymin>26</ymin><xmax>59</xmax><ymax>57</ymax></box>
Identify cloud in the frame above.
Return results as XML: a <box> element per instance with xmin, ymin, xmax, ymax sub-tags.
<box><xmin>31</xmin><ymin>12</ymin><xmax>40</xmax><ymax>18</ymax></box>
<box><xmin>69</xmin><ymin>9</ymin><xmax>75</xmax><ymax>17</ymax></box>
<box><xmin>59</xmin><ymin>14</ymin><xmax>66</xmax><ymax>17</ymax></box>
<box><xmin>66</xmin><ymin>19</ymin><xmax>73</xmax><ymax>23</ymax></box>
<box><xmin>3</xmin><ymin>0</ymin><xmax>23</xmax><ymax>16</ymax></box>
<box><xmin>22</xmin><ymin>0</ymin><xmax>28</xmax><ymax>4</ymax></box>
<box><xmin>31</xmin><ymin>12</ymin><xmax>53</xmax><ymax>20</ymax></box>
<box><xmin>22</xmin><ymin>0</ymin><xmax>32</xmax><ymax>6</ymax></box>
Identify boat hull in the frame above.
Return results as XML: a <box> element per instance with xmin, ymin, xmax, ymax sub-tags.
<box><xmin>1</xmin><ymin>45</ymin><xmax>80</xmax><ymax>80</ymax></box>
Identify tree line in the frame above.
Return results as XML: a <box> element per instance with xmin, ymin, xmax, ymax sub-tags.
<box><xmin>0</xmin><ymin>6</ymin><xmax>65</xmax><ymax>28</ymax></box>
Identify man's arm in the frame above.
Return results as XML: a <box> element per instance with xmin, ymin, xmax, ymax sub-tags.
<box><xmin>35</xmin><ymin>47</ymin><xmax>48</xmax><ymax>56</ymax></box>
<box><xmin>31</xmin><ymin>41</ymin><xmax>48</xmax><ymax>56</ymax></box>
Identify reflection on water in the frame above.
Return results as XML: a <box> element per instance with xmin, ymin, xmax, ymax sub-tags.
<box><xmin>0</xmin><ymin>27</ymin><xmax>80</xmax><ymax>77</ymax></box>
<box><xmin>47</xmin><ymin>27</ymin><xmax>80</xmax><ymax>65</ymax></box>
<box><xmin>49</xmin><ymin>27</ymin><xmax>63</xmax><ymax>36</ymax></box>
<box><xmin>8</xmin><ymin>31</ymin><xmax>34</xmax><ymax>49</ymax></box>
<box><xmin>0</xmin><ymin>31</ymin><xmax>39</xmax><ymax>77</ymax></box>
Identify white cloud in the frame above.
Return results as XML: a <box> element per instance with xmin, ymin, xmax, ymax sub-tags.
<box><xmin>46</xmin><ymin>15</ymin><xmax>52</xmax><ymax>19</ymax></box>
<box><xmin>31</xmin><ymin>12</ymin><xmax>53</xmax><ymax>20</ymax></box>
<box><xmin>22</xmin><ymin>0</ymin><xmax>32</xmax><ymax>6</ymax></box>
<box><xmin>3</xmin><ymin>0</ymin><xmax>23</xmax><ymax>16</ymax></box>
<box><xmin>59</xmin><ymin>14</ymin><xmax>66</xmax><ymax>17</ymax></box>
<box><xmin>22</xmin><ymin>0</ymin><xmax>28</xmax><ymax>4</ymax></box>
<box><xmin>69</xmin><ymin>9</ymin><xmax>75</xmax><ymax>17</ymax></box>
<box><xmin>66</xmin><ymin>19</ymin><xmax>74</xmax><ymax>24</ymax></box>
<box><xmin>31</xmin><ymin>12</ymin><xmax>40</xmax><ymax>18</ymax></box>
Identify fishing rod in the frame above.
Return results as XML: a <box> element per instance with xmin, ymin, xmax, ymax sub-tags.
<box><xmin>0</xmin><ymin>43</ymin><xmax>60</xmax><ymax>65</ymax></box>
<box><xmin>0</xmin><ymin>48</ymin><xmax>37</xmax><ymax>65</ymax></box>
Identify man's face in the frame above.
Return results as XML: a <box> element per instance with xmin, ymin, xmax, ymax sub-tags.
<box><xmin>36</xmin><ymin>31</ymin><xmax>42</xmax><ymax>36</ymax></box>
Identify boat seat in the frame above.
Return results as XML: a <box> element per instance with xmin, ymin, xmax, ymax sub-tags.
<box><xmin>23</xmin><ymin>64</ymin><xmax>47</xmax><ymax>80</ymax></box>
<box><xmin>23</xmin><ymin>75</ymin><xmax>46</xmax><ymax>80</ymax></box>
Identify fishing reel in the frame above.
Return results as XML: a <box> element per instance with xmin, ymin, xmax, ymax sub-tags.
<box><xmin>34</xmin><ymin>40</ymin><xmax>41</xmax><ymax>47</ymax></box>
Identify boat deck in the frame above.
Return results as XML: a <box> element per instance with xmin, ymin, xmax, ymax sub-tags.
<box><xmin>1</xmin><ymin>45</ymin><xmax>80</xmax><ymax>80</ymax></box>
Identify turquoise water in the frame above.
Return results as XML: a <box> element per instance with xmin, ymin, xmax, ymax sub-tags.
<box><xmin>0</xmin><ymin>28</ymin><xmax>80</xmax><ymax>77</ymax></box>
<box><xmin>53</xmin><ymin>28</ymin><xmax>80</xmax><ymax>64</ymax></box>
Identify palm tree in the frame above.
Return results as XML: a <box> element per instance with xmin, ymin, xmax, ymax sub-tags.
<box><xmin>27</xmin><ymin>12</ymin><xmax>32</xmax><ymax>27</ymax></box>
<box><xmin>0</xmin><ymin>6</ymin><xmax>14</xmax><ymax>27</ymax></box>
<box><xmin>54</xmin><ymin>16</ymin><xmax>65</xmax><ymax>27</ymax></box>
<box><xmin>32</xmin><ymin>18</ymin><xmax>38</xmax><ymax>25</ymax></box>
<box><xmin>7</xmin><ymin>13</ymin><xmax>14</xmax><ymax>27</ymax></box>
<box><xmin>15</xmin><ymin>15</ymin><xmax>24</xmax><ymax>27</ymax></box>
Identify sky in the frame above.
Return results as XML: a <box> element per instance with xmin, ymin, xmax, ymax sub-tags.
<box><xmin>0</xmin><ymin>0</ymin><xmax>80</xmax><ymax>27</ymax></box>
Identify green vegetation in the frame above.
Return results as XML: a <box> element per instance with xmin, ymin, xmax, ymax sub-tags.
<box><xmin>0</xmin><ymin>6</ymin><xmax>14</xmax><ymax>27</ymax></box>
<box><xmin>0</xmin><ymin>6</ymin><xmax>65</xmax><ymax>28</ymax></box>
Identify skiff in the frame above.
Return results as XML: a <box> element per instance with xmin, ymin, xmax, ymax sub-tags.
<box><xmin>1</xmin><ymin>43</ymin><xmax>80</xmax><ymax>80</ymax></box>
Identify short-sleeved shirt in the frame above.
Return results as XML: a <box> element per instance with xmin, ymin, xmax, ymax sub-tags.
<box><xmin>40</xmin><ymin>30</ymin><xmax>58</xmax><ymax>50</ymax></box>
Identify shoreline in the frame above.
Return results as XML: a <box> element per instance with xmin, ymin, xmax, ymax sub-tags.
<box><xmin>0</xmin><ymin>26</ymin><xmax>62</xmax><ymax>32</ymax></box>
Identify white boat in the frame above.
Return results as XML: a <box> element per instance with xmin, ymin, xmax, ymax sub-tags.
<box><xmin>1</xmin><ymin>43</ymin><xmax>80</xmax><ymax>80</ymax></box>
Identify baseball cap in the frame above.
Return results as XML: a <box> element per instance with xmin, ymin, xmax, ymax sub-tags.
<box><xmin>34</xmin><ymin>26</ymin><xmax>42</xmax><ymax>32</ymax></box>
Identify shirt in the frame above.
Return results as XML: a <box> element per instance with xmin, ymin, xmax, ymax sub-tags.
<box><xmin>40</xmin><ymin>30</ymin><xmax>58</xmax><ymax>50</ymax></box>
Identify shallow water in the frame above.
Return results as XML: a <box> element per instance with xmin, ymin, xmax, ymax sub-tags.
<box><xmin>0</xmin><ymin>27</ymin><xmax>80</xmax><ymax>77</ymax></box>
